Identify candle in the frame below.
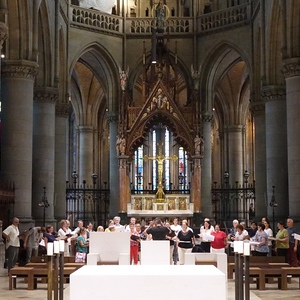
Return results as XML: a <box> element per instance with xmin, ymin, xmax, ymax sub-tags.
<box><xmin>54</xmin><ymin>241</ymin><xmax>60</xmax><ymax>254</ymax></box>
<box><xmin>237</xmin><ymin>241</ymin><xmax>244</xmax><ymax>254</ymax></box>
<box><xmin>244</xmin><ymin>242</ymin><xmax>250</xmax><ymax>256</ymax></box>
<box><xmin>47</xmin><ymin>242</ymin><xmax>54</xmax><ymax>256</ymax></box>
<box><xmin>233</xmin><ymin>241</ymin><xmax>238</xmax><ymax>253</ymax></box>
<box><xmin>59</xmin><ymin>240</ymin><xmax>65</xmax><ymax>252</ymax></box>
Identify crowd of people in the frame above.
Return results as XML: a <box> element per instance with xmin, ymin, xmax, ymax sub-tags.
<box><xmin>226</xmin><ymin>217</ymin><xmax>299</xmax><ymax>266</ymax></box>
<box><xmin>2</xmin><ymin>215</ymin><xmax>299</xmax><ymax>272</ymax></box>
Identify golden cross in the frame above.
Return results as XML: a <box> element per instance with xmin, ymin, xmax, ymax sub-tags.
<box><xmin>143</xmin><ymin>141</ymin><xmax>177</xmax><ymax>201</ymax></box>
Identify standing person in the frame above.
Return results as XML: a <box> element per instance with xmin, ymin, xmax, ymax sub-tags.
<box><xmin>275</xmin><ymin>221</ymin><xmax>289</xmax><ymax>262</ymax></box>
<box><xmin>129</xmin><ymin>223</ymin><xmax>139</xmax><ymax>265</ymax></box>
<box><xmin>75</xmin><ymin>227</ymin><xmax>89</xmax><ymax>263</ymax></box>
<box><xmin>23</xmin><ymin>226</ymin><xmax>44</xmax><ymax>263</ymax></box>
<box><xmin>177</xmin><ymin>221</ymin><xmax>195</xmax><ymax>265</ymax></box>
<box><xmin>113</xmin><ymin>216</ymin><xmax>124</xmax><ymax>232</ymax></box>
<box><xmin>263</xmin><ymin>219</ymin><xmax>273</xmax><ymax>256</ymax></box>
<box><xmin>248</xmin><ymin>222</ymin><xmax>258</xmax><ymax>255</ymax></box>
<box><xmin>165</xmin><ymin>222</ymin><xmax>176</xmax><ymax>264</ymax></box>
<box><xmin>43</xmin><ymin>225</ymin><xmax>56</xmax><ymax>248</ymax></box>
<box><xmin>211</xmin><ymin>224</ymin><xmax>228</xmax><ymax>253</ymax></box>
<box><xmin>286</xmin><ymin>218</ymin><xmax>299</xmax><ymax>267</ymax></box>
<box><xmin>254</xmin><ymin>223</ymin><xmax>269</xmax><ymax>256</ymax></box>
<box><xmin>227</xmin><ymin>219</ymin><xmax>239</xmax><ymax>255</ymax></box>
<box><xmin>145</xmin><ymin>218</ymin><xmax>169</xmax><ymax>240</ymax></box>
<box><xmin>234</xmin><ymin>224</ymin><xmax>249</xmax><ymax>241</ymax></box>
<box><xmin>199</xmin><ymin>220</ymin><xmax>213</xmax><ymax>252</ymax></box>
<box><xmin>170</xmin><ymin>218</ymin><xmax>181</xmax><ymax>264</ymax></box>
<box><xmin>2</xmin><ymin>217</ymin><xmax>20</xmax><ymax>272</ymax></box>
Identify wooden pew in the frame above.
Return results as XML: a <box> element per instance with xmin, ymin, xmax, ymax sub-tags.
<box><xmin>9</xmin><ymin>267</ymin><xmax>34</xmax><ymax>290</ymax></box>
<box><xmin>281</xmin><ymin>267</ymin><xmax>300</xmax><ymax>290</ymax></box>
<box><xmin>228</xmin><ymin>256</ymin><xmax>286</xmax><ymax>279</ymax></box>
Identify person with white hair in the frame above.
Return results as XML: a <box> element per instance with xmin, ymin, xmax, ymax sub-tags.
<box><xmin>227</xmin><ymin>219</ymin><xmax>239</xmax><ymax>255</ymax></box>
<box><xmin>113</xmin><ymin>216</ymin><xmax>124</xmax><ymax>232</ymax></box>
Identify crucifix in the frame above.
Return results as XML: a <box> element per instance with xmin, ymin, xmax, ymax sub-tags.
<box><xmin>143</xmin><ymin>141</ymin><xmax>178</xmax><ymax>202</ymax></box>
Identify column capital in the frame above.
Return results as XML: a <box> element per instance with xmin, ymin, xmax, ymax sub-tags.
<box><xmin>107</xmin><ymin>112</ymin><xmax>118</xmax><ymax>124</ymax></box>
<box><xmin>202</xmin><ymin>113</ymin><xmax>213</xmax><ymax>123</ymax></box>
<box><xmin>56</xmin><ymin>102</ymin><xmax>70</xmax><ymax>118</ymax></box>
<box><xmin>282</xmin><ymin>57</ymin><xmax>300</xmax><ymax>78</ymax></box>
<box><xmin>34</xmin><ymin>87</ymin><xmax>58</xmax><ymax>103</ymax></box>
<box><xmin>261</xmin><ymin>85</ymin><xmax>286</xmax><ymax>103</ymax></box>
<box><xmin>2</xmin><ymin>60</ymin><xmax>38</xmax><ymax>80</ymax></box>
<box><xmin>249</xmin><ymin>101</ymin><xmax>265</xmax><ymax>115</ymax></box>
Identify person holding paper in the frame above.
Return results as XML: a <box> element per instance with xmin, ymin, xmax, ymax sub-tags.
<box><xmin>234</xmin><ymin>224</ymin><xmax>249</xmax><ymax>241</ymax></box>
<box><xmin>43</xmin><ymin>225</ymin><xmax>56</xmax><ymax>248</ymax></box>
<box><xmin>254</xmin><ymin>223</ymin><xmax>269</xmax><ymax>256</ymax></box>
<box><xmin>263</xmin><ymin>219</ymin><xmax>273</xmax><ymax>256</ymax></box>
<box><xmin>199</xmin><ymin>220</ymin><xmax>213</xmax><ymax>252</ymax></box>
<box><xmin>210</xmin><ymin>224</ymin><xmax>228</xmax><ymax>253</ymax></box>
<box><xmin>275</xmin><ymin>221</ymin><xmax>289</xmax><ymax>262</ymax></box>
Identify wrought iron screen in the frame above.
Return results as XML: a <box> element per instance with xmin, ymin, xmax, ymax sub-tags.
<box><xmin>66</xmin><ymin>182</ymin><xmax>109</xmax><ymax>228</ymax></box>
<box><xmin>212</xmin><ymin>182</ymin><xmax>255</xmax><ymax>227</ymax></box>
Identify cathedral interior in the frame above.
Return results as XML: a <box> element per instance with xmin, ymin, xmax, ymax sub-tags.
<box><xmin>0</xmin><ymin>0</ymin><xmax>299</xmax><ymax>232</ymax></box>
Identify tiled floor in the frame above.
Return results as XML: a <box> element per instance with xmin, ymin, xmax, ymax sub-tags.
<box><xmin>1</xmin><ymin>266</ymin><xmax>300</xmax><ymax>300</ymax></box>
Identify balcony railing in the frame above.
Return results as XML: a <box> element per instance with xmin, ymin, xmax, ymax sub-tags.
<box><xmin>197</xmin><ymin>3</ymin><xmax>250</xmax><ymax>33</ymax></box>
<box><xmin>70</xmin><ymin>6</ymin><xmax>123</xmax><ymax>35</ymax></box>
<box><xmin>126</xmin><ymin>17</ymin><xmax>193</xmax><ymax>35</ymax></box>
<box><xmin>69</xmin><ymin>3</ymin><xmax>250</xmax><ymax>36</ymax></box>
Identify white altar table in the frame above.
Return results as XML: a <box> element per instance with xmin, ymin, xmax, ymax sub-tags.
<box><xmin>70</xmin><ymin>265</ymin><xmax>226</xmax><ymax>300</ymax></box>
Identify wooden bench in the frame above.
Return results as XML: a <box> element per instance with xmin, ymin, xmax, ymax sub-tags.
<box><xmin>228</xmin><ymin>256</ymin><xmax>287</xmax><ymax>279</ymax></box>
<box><xmin>281</xmin><ymin>267</ymin><xmax>300</xmax><ymax>290</ymax></box>
<box><xmin>247</xmin><ymin>267</ymin><xmax>283</xmax><ymax>290</ymax></box>
<box><xmin>31</xmin><ymin>267</ymin><xmax>77</xmax><ymax>288</ymax></box>
<box><xmin>9</xmin><ymin>267</ymin><xmax>34</xmax><ymax>290</ymax></box>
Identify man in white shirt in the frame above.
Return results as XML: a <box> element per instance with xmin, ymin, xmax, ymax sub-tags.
<box><xmin>113</xmin><ymin>216</ymin><xmax>124</xmax><ymax>232</ymax></box>
<box><xmin>2</xmin><ymin>217</ymin><xmax>20</xmax><ymax>272</ymax></box>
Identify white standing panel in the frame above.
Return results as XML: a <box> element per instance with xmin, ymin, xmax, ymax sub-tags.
<box><xmin>140</xmin><ymin>240</ymin><xmax>170</xmax><ymax>265</ymax></box>
<box><xmin>70</xmin><ymin>265</ymin><xmax>226</xmax><ymax>300</ymax></box>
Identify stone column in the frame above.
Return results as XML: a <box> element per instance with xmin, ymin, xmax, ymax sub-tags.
<box><xmin>250</xmin><ymin>101</ymin><xmax>267</xmax><ymax>221</ymax></box>
<box><xmin>119</xmin><ymin>155</ymin><xmax>129</xmax><ymax>212</ymax></box>
<box><xmin>1</xmin><ymin>60</ymin><xmax>38</xmax><ymax>230</ymax></box>
<box><xmin>32</xmin><ymin>88</ymin><xmax>58</xmax><ymax>226</ymax></box>
<box><xmin>201</xmin><ymin>114</ymin><xmax>213</xmax><ymax>219</ymax></box>
<box><xmin>261</xmin><ymin>85</ymin><xmax>288</xmax><ymax>221</ymax></box>
<box><xmin>78</xmin><ymin>125</ymin><xmax>94</xmax><ymax>184</ymax></box>
<box><xmin>192</xmin><ymin>156</ymin><xmax>201</xmax><ymax>226</ymax></box>
<box><xmin>224</xmin><ymin>125</ymin><xmax>244</xmax><ymax>184</ymax></box>
<box><xmin>283</xmin><ymin>58</ymin><xmax>300</xmax><ymax>221</ymax></box>
<box><xmin>108</xmin><ymin>113</ymin><xmax>119</xmax><ymax>218</ymax></box>
<box><xmin>54</xmin><ymin>102</ymin><xmax>69</xmax><ymax>222</ymax></box>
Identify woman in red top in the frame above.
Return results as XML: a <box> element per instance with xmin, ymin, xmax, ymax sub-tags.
<box><xmin>129</xmin><ymin>223</ymin><xmax>139</xmax><ymax>265</ymax></box>
<box><xmin>211</xmin><ymin>224</ymin><xmax>228</xmax><ymax>253</ymax></box>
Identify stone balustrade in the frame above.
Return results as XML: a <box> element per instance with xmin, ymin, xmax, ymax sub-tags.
<box><xmin>69</xmin><ymin>3</ymin><xmax>250</xmax><ymax>36</ymax></box>
<box><xmin>198</xmin><ymin>3</ymin><xmax>249</xmax><ymax>33</ymax></box>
